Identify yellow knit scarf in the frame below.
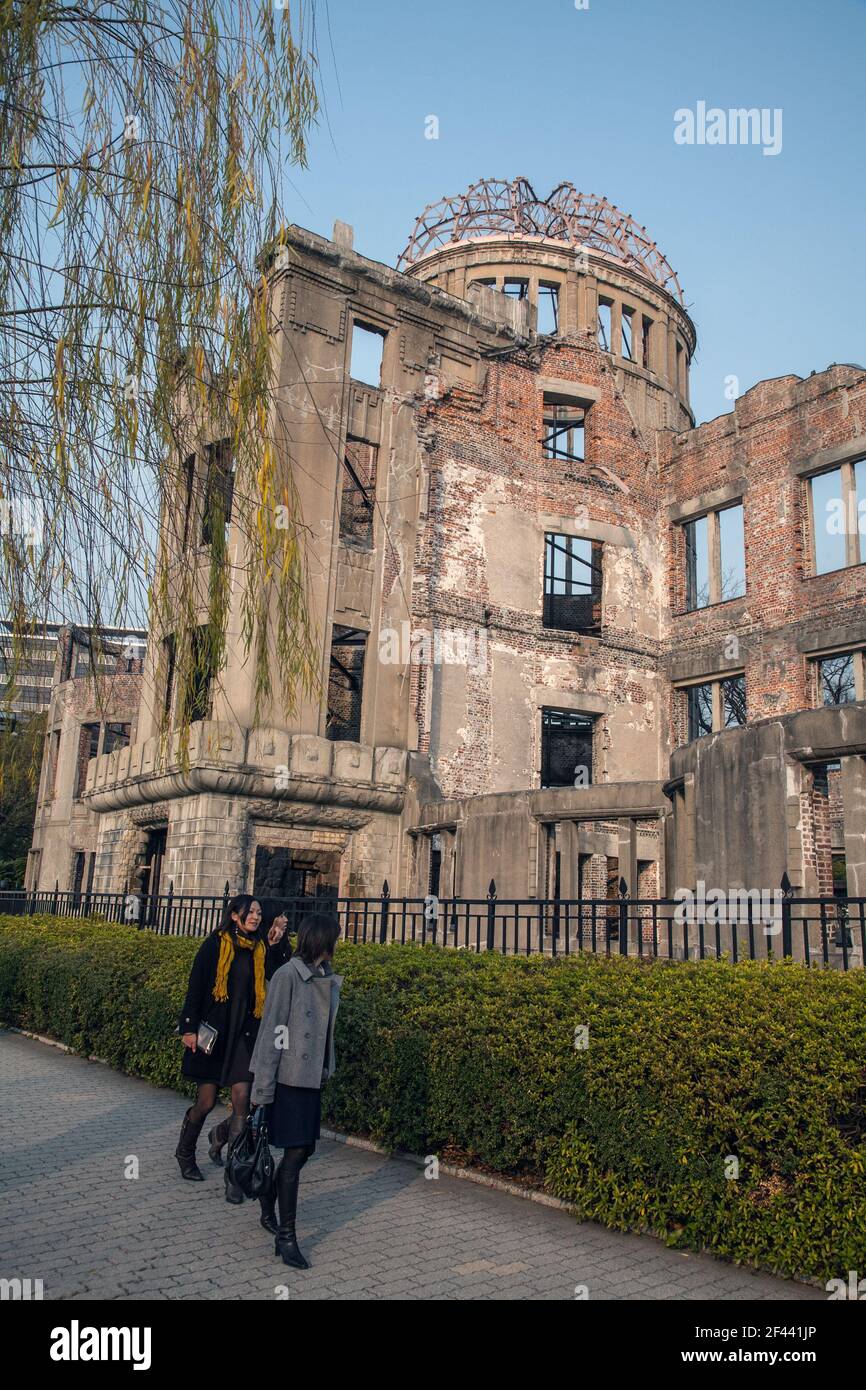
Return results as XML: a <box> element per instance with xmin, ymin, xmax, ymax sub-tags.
<box><xmin>213</xmin><ymin>929</ymin><xmax>266</xmax><ymax>1017</ymax></box>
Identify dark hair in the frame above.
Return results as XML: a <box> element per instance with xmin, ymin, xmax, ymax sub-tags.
<box><xmin>216</xmin><ymin>894</ymin><xmax>259</xmax><ymax>933</ymax></box>
<box><xmin>295</xmin><ymin>912</ymin><xmax>341</xmax><ymax>964</ymax></box>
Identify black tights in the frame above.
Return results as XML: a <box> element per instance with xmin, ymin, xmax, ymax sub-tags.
<box><xmin>188</xmin><ymin>1081</ymin><xmax>251</xmax><ymax>1132</ymax></box>
<box><xmin>278</xmin><ymin>1144</ymin><xmax>315</xmax><ymax>1183</ymax></box>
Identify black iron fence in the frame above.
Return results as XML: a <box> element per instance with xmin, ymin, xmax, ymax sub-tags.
<box><xmin>1</xmin><ymin>875</ymin><xmax>864</xmax><ymax>969</ymax></box>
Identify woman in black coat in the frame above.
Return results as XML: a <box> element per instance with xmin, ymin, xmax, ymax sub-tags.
<box><xmin>174</xmin><ymin>894</ymin><xmax>290</xmax><ymax>1218</ymax></box>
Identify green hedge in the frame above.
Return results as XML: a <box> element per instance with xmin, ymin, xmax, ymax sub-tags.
<box><xmin>1</xmin><ymin>913</ymin><xmax>865</xmax><ymax>1282</ymax></box>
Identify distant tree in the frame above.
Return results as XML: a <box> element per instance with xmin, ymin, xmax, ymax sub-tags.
<box><xmin>0</xmin><ymin>712</ymin><xmax>45</xmax><ymax>884</ymax></box>
<box><xmin>0</xmin><ymin>0</ymin><xmax>321</xmax><ymax>733</ymax></box>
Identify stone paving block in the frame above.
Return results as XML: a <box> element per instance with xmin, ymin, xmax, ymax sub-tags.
<box><xmin>0</xmin><ymin>1033</ymin><xmax>824</xmax><ymax>1303</ymax></box>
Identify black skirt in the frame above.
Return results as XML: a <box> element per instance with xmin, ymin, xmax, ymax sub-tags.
<box><xmin>267</xmin><ymin>1084</ymin><xmax>321</xmax><ymax>1148</ymax></box>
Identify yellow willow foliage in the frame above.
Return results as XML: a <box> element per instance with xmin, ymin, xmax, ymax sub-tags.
<box><xmin>0</xmin><ymin>0</ymin><xmax>321</xmax><ymax>744</ymax></box>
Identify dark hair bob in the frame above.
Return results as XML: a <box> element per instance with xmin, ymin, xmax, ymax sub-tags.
<box><xmin>295</xmin><ymin>912</ymin><xmax>341</xmax><ymax>965</ymax></box>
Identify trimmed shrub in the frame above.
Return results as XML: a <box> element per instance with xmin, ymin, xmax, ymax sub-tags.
<box><xmin>1</xmin><ymin>913</ymin><xmax>864</xmax><ymax>1281</ymax></box>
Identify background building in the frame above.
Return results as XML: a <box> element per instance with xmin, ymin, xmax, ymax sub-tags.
<box><xmin>27</xmin><ymin>626</ymin><xmax>146</xmax><ymax>891</ymax></box>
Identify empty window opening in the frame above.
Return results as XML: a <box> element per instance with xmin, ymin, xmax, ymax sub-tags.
<box><xmin>468</xmin><ymin>277</ymin><xmax>497</xmax><ymax>291</ymax></box>
<box><xmin>721</xmin><ymin>674</ymin><xmax>747</xmax><ymax>728</ymax></box>
<box><xmin>537</xmin><ymin>283</ymin><xmax>560</xmax><ymax>335</ymax></box>
<box><xmin>349</xmin><ymin>322</ymin><xmax>386</xmax><ymax>387</ymax></box>
<box><xmin>676</xmin><ymin>341</ymin><xmax>686</xmax><ymax>394</ymax></box>
<box><xmin>809</xmin><ymin>458</ymin><xmax>866</xmax><ymax>575</ymax></box>
<box><xmin>72</xmin><ymin>850</ymin><xmax>87</xmax><ymax>896</ymax></box>
<box><xmin>163</xmin><ymin>635</ymin><xmax>176</xmax><ymax>721</ymax></box>
<box><xmin>339</xmin><ymin>440</ymin><xmax>377</xmax><ymax>549</ymax></box>
<box><xmin>684</xmin><ymin>674</ymin><xmax>747</xmax><ymax>742</ymax></box>
<box><xmin>819</xmin><ymin>653</ymin><xmax>856</xmax><ymax>705</ymax></box>
<box><xmin>597</xmin><ymin>300</ymin><xmax>612</xmax><ymax>351</ymax></box>
<box><xmin>684</xmin><ymin>503</ymin><xmax>745</xmax><ymax>610</ymax></box>
<box><xmin>502</xmin><ymin>278</ymin><xmax>529</xmax><ymax>300</ymax></box>
<box><xmin>428</xmin><ymin>834</ymin><xmax>442</xmax><ymax>897</ymax></box>
<box><xmin>76</xmin><ymin>722</ymin><xmax>100</xmax><ymax>797</ymax></box>
<box><xmin>27</xmin><ymin>848</ymin><xmax>41</xmax><ymax>891</ymax></box>
<box><xmin>621</xmin><ymin>307</ymin><xmax>634</xmax><ymax>361</ymax></box>
<box><xmin>47</xmin><ymin>729</ymin><xmax>61</xmax><ymax>799</ymax></box>
<box><xmin>641</xmin><ymin>316</ymin><xmax>652</xmax><ymax>369</ymax></box>
<box><xmin>542</xmin><ymin>405</ymin><xmax>585</xmax><ymax>462</ymax></box>
<box><xmin>684</xmin><ymin>514</ymin><xmax>710</xmax><ymax>610</ymax></box>
<box><xmin>181</xmin><ymin>454</ymin><xmax>196</xmax><ymax>548</ymax></box>
<box><xmin>810</xmin><ymin>467</ymin><xmax>847</xmax><ymax>574</ymax></box>
<box><xmin>201</xmin><ymin>439</ymin><xmax>234</xmax><ymax>546</ymax></box>
<box><xmin>181</xmin><ymin>626</ymin><xmax>216</xmax><ymax>725</ymax></box>
<box><xmin>687</xmin><ymin>683</ymin><xmax>714</xmax><ymax>741</ymax></box>
<box><xmin>103</xmin><ymin>722</ymin><xmax>131</xmax><ymax>755</ymax></box>
<box><xmin>543</xmin><ymin>533</ymin><xmax>602</xmax><ymax>634</ymax></box>
<box><xmin>718</xmin><ymin>504</ymin><xmax>747</xmax><ymax>600</ymax></box>
<box><xmin>541</xmin><ymin>708</ymin><xmax>594</xmax><ymax>789</ymax></box>
<box><xmin>327</xmin><ymin>626</ymin><xmax>366</xmax><ymax>743</ymax></box>
<box><xmin>832</xmin><ymin>850</ymin><xmax>848</xmax><ymax>903</ymax></box>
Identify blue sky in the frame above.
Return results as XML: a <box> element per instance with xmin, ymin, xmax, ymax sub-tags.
<box><xmin>288</xmin><ymin>0</ymin><xmax>866</xmax><ymax>425</ymax></box>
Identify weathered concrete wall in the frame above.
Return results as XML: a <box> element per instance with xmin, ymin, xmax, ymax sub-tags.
<box><xmin>667</xmin><ymin>704</ymin><xmax>866</xmax><ymax>898</ymax></box>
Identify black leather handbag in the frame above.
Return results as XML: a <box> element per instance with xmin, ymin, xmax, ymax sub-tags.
<box><xmin>225</xmin><ymin>1109</ymin><xmax>275</xmax><ymax>1200</ymax></box>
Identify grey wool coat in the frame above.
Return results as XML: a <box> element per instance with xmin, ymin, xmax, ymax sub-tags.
<box><xmin>250</xmin><ymin>955</ymin><xmax>342</xmax><ymax>1102</ymax></box>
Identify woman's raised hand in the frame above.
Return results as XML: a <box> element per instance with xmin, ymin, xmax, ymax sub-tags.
<box><xmin>268</xmin><ymin>914</ymin><xmax>288</xmax><ymax>945</ymax></box>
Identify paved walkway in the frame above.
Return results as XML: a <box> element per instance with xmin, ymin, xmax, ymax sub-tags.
<box><xmin>0</xmin><ymin>1032</ymin><xmax>822</xmax><ymax>1301</ymax></box>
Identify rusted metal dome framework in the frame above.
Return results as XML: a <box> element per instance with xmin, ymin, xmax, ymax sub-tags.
<box><xmin>398</xmin><ymin>177</ymin><xmax>684</xmax><ymax>305</ymax></box>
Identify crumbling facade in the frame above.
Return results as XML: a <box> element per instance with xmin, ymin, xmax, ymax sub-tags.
<box><xmin>57</xmin><ymin>177</ymin><xmax>865</xmax><ymax>945</ymax></box>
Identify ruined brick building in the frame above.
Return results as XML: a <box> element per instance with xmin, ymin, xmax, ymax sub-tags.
<box><xmin>62</xmin><ymin>177</ymin><xmax>865</xmax><ymax>937</ymax></box>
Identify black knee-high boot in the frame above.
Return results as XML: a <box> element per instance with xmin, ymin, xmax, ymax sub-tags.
<box><xmin>259</xmin><ymin>1191</ymin><xmax>278</xmax><ymax>1236</ymax></box>
<box><xmin>207</xmin><ymin>1115</ymin><xmax>231</xmax><ymax>1166</ymax></box>
<box><xmin>224</xmin><ymin>1113</ymin><xmax>248</xmax><ymax>1204</ymax></box>
<box><xmin>175</xmin><ymin>1108</ymin><xmax>206</xmax><ymax>1181</ymax></box>
<box><xmin>274</xmin><ymin>1150</ymin><xmax>310</xmax><ymax>1269</ymax></box>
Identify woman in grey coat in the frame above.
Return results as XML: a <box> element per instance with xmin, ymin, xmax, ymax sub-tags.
<box><xmin>250</xmin><ymin>912</ymin><xmax>342</xmax><ymax>1269</ymax></box>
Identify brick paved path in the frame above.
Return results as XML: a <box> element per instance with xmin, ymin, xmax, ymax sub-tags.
<box><xmin>0</xmin><ymin>1032</ymin><xmax>822</xmax><ymax>1301</ymax></box>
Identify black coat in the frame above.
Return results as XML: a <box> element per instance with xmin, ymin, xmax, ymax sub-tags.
<box><xmin>178</xmin><ymin>927</ymin><xmax>291</xmax><ymax>1083</ymax></box>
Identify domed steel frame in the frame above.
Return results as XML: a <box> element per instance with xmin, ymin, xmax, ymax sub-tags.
<box><xmin>398</xmin><ymin>177</ymin><xmax>684</xmax><ymax>305</ymax></box>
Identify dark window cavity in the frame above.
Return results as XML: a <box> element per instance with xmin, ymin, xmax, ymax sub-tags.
<box><xmin>76</xmin><ymin>722</ymin><xmax>100</xmax><ymax>797</ymax></box>
<box><xmin>181</xmin><ymin>454</ymin><xmax>196</xmax><ymax>548</ymax></box>
<box><xmin>181</xmin><ymin>626</ymin><xmax>216</xmax><ymax>725</ymax></box>
<box><xmin>103</xmin><ymin>722</ymin><xmax>131</xmax><ymax>755</ymax></box>
<box><xmin>541</xmin><ymin>708</ymin><xmax>594</xmax><ymax>789</ymax></box>
<box><xmin>201</xmin><ymin>439</ymin><xmax>233</xmax><ymax>546</ymax></box>
<box><xmin>641</xmin><ymin>316</ymin><xmax>652</xmax><ymax>369</ymax></box>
